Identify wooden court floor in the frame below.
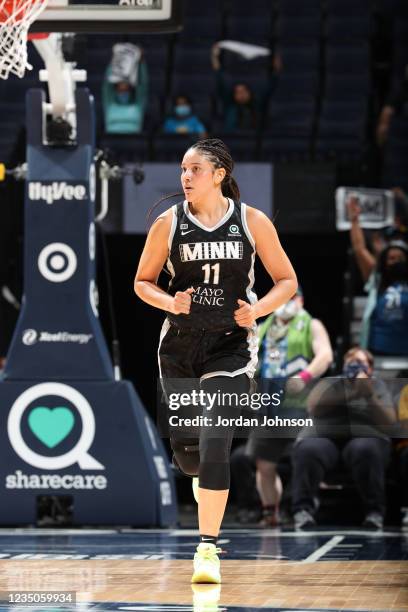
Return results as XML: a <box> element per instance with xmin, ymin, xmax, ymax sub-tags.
<box><xmin>0</xmin><ymin>528</ymin><xmax>407</xmax><ymax>612</ymax></box>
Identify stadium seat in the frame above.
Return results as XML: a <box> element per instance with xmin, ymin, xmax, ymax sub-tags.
<box><xmin>391</xmin><ymin>42</ymin><xmax>408</xmax><ymax>84</ymax></box>
<box><xmin>173</xmin><ymin>46</ymin><xmax>213</xmax><ymax>75</ymax></box>
<box><xmin>184</xmin><ymin>0</ymin><xmax>225</xmax><ymax>17</ymax></box>
<box><xmin>325</xmin><ymin>74</ymin><xmax>371</xmax><ymax>100</ymax></box>
<box><xmin>394</xmin><ymin>0</ymin><xmax>408</xmax><ymax>18</ymax></box>
<box><xmin>225</xmin><ymin>0</ymin><xmax>272</xmax><ymax>16</ymax></box>
<box><xmin>276</xmin><ymin>17</ymin><xmax>321</xmax><ymax>42</ymax></box>
<box><xmin>273</xmin><ymin>74</ymin><xmax>319</xmax><ymax>101</ymax></box>
<box><xmin>279</xmin><ymin>44</ymin><xmax>320</xmax><ymax>74</ymax></box>
<box><xmin>264</xmin><ymin>98</ymin><xmax>316</xmax><ymax>137</ymax></box>
<box><xmin>318</xmin><ymin>118</ymin><xmax>366</xmax><ymax>138</ymax></box>
<box><xmin>170</xmin><ymin>73</ymin><xmax>216</xmax><ymax>97</ymax></box>
<box><xmin>228</xmin><ymin>17</ymin><xmax>272</xmax><ymax>44</ymax></box>
<box><xmin>217</xmin><ymin>132</ymin><xmax>259</xmax><ymax>161</ymax></box>
<box><xmin>152</xmin><ymin>134</ymin><xmax>197</xmax><ymax>162</ymax></box>
<box><xmin>99</xmin><ymin>133</ymin><xmax>151</xmax><ymax>163</ymax></box>
<box><xmin>394</xmin><ymin>20</ymin><xmax>408</xmax><ymax>41</ymax></box>
<box><xmin>384</xmin><ymin>117</ymin><xmax>408</xmax><ymax>146</ymax></box>
<box><xmin>144</xmin><ymin>95</ymin><xmax>164</xmax><ymax>131</ymax></box>
<box><xmin>225</xmin><ymin>15</ymin><xmax>272</xmax><ymax>44</ymax></box>
<box><xmin>178</xmin><ymin>14</ymin><xmax>223</xmax><ymax>42</ymax></box>
<box><xmin>315</xmin><ymin>113</ymin><xmax>366</xmax><ymax>159</ymax></box>
<box><xmin>326</xmin><ymin>46</ymin><xmax>370</xmax><ymax>76</ymax></box>
<box><xmin>320</xmin><ymin>99</ymin><xmax>368</xmax><ymax>122</ymax></box>
<box><xmin>260</xmin><ymin>135</ymin><xmax>311</xmax><ymax>161</ymax></box>
<box><xmin>326</xmin><ymin>16</ymin><xmax>372</xmax><ymax>42</ymax></box>
<box><xmin>276</xmin><ymin>0</ymin><xmax>321</xmax><ymax>17</ymax></box>
<box><xmin>326</xmin><ymin>0</ymin><xmax>371</xmax><ymax>17</ymax></box>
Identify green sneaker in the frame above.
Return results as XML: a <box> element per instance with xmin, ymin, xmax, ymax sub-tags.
<box><xmin>191</xmin><ymin>543</ymin><xmax>222</xmax><ymax>584</ymax></box>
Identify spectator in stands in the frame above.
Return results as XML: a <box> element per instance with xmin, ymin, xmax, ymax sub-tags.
<box><xmin>292</xmin><ymin>346</ymin><xmax>396</xmax><ymax>530</ymax></box>
<box><xmin>211</xmin><ymin>43</ymin><xmax>280</xmax><ymax>132</ymax></box>
<box><xmin>162</xmin><ymin>95</ymin><xmax>207</xmax><ymax>138</ymax></box>
<box><xmin>376</xmin><ymin>66</ymin><xmax>408</xmax><ymax>146</ymax></box>
<box><xmin>245</xmin><ymin>287</ymin><xmax>333</xmax><ymax>527</ymax></box>
<box><xmin>348</xmin><ymin>195</ymin><xmax>408</xmax><ymax>355</ymax></box>
<box><xmin>347</xmin><ymin>192</ymin><xmax>408</xmax><ymax>284</ymax></box>
<box><xmin>103</xmin><ymin>43</ymin><xmax>148</xmax><ymax>134</ymax></box>
<box><xmin>366</xmin><ymin>241</ymin><xmax>408</xmax><ymax>355</ymax></box>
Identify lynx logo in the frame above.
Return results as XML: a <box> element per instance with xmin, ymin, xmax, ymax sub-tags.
<box><xmin>180</xmin><ymin>241</ymin><xmax>243</xmax><ymax>262</ymax></box>
<box><xmin>29</xmin><ymin>182</ymin><xmax>87</xmax><ymax>205</ymax></box>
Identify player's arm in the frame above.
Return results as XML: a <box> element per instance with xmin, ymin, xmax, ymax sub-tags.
<box><xmin>134</xmin><ymin>210</ymin><xmax>193</xmax><ymax>315</ymax></box>
<box><xmin>234</xmin><ymin>207</ymin><xmax>297</xmax><ymax>327</ymax></box>
<box><xmin>306</xmin><ymin>319</ymin><xmax>333</xmax><ymax>378</ymax></box>
<box><xmin>248</xmin><ymin>209</ymin><xmax>298</xmax><ymax>314</ymax></box>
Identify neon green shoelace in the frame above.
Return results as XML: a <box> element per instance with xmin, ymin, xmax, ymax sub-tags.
<box><xmin>199</xmin><ymin>547</ymin><xmax>222</xmax><ymax>561</ymax></box>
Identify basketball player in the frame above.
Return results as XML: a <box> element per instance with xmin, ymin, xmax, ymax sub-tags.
<box><xmin>134</xmin><ymin>139</ymin><xmax>297</xmax><ymax>583</ymax></box>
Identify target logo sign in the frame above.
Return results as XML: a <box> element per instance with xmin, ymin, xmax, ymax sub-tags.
<box><xmin>38</xmin><ymin>243</ymin><xmax>77</xmax><ymax>283</ymax></box>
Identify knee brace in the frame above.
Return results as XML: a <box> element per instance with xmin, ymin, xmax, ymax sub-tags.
<box><xmin>197</xmin><ymin>374</ymin><xmax>251</xmax><ymax>490</ymax></box>
<box><xmin>171</xmin><ymin>438</ymin><xmax>200</xmax><ymax>477</ymax></box>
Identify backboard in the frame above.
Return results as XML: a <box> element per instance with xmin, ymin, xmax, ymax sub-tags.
<box><xmin>30</xmin><ymin>0</ymin><xmax>183</xmax><ymax>33</ymax></box>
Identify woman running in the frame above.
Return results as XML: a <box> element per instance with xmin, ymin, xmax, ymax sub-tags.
<box><xmin>134</xmin><ymin>138</ymin><xmax>297</xmax><ymax>583</ymax></box>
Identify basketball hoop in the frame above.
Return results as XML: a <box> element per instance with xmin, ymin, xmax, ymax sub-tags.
<box><xmin>0</xmin><ymin>0</ymin><xmax>49</xmax><ymax>79</ymax></box>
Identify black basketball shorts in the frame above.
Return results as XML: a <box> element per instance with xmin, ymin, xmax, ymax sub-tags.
<box><xmin>158</xmin><ymin>319</ymin><xmax>258</xmax><ymax>380</ymax></box>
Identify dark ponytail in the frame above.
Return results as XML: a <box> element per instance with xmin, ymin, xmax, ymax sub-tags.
<box><xmin>221</xmin><ymin>174</ymin><xmax>240</xmax><ymax>200</ymax></box>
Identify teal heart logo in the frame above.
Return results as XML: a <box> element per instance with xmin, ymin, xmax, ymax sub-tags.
<box><xmin>28</xmin><ymin>406</ymin><xmax>75</xmax><ymax>449</ymax></box>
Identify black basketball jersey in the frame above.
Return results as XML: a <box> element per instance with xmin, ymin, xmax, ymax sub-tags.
<box><xmin>165</xmin><ymin>198</ymin><xmax>257</xmax><ymax>330</ymax></box>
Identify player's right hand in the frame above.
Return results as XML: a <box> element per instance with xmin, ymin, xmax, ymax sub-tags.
<box><xmin>171</xmin><ymin>287</ymin><xmax>194</xmax><ymax>315</ymax></box>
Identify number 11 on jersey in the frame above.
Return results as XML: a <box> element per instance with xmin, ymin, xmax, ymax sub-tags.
<box><xmin>202</xmin><ymin>263</ymin><xmax>220</xmax><ymax>284</ymax></box>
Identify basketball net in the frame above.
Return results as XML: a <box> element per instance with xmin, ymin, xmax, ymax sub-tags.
<box><xmin>0</xmin><ymin>0</ymin><xmax>48</xmax><ymax>79</ymax></box>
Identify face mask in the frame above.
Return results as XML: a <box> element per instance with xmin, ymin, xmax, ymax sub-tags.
<box><xmin>116</xmin><ymin>91</ymin><xmax>131</xmax><ymax>105</ymax></box>
<box><xmin>343</xmin><ymin>360</ymin><xmax>370</xmax><ymax>379</ymax></box>
<box><xmin>175</xmin><ymin>104</ymin><xmax>191</xmax><ymax>117</ymax></box>
<box><xmin>386</xmin><ymin>261</ymin><xmax>407</xmax><ymax>282</ymax></box>
<box><xmin>275</xmin><ymin>300</ymin><xmax>299</xmax><ymax>322</ymax></box>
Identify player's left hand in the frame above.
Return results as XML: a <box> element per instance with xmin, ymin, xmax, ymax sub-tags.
<box><xmin>234</xmin><ymin>299</ymin><xmax>257</xmax><ymax>328</ymax></box>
